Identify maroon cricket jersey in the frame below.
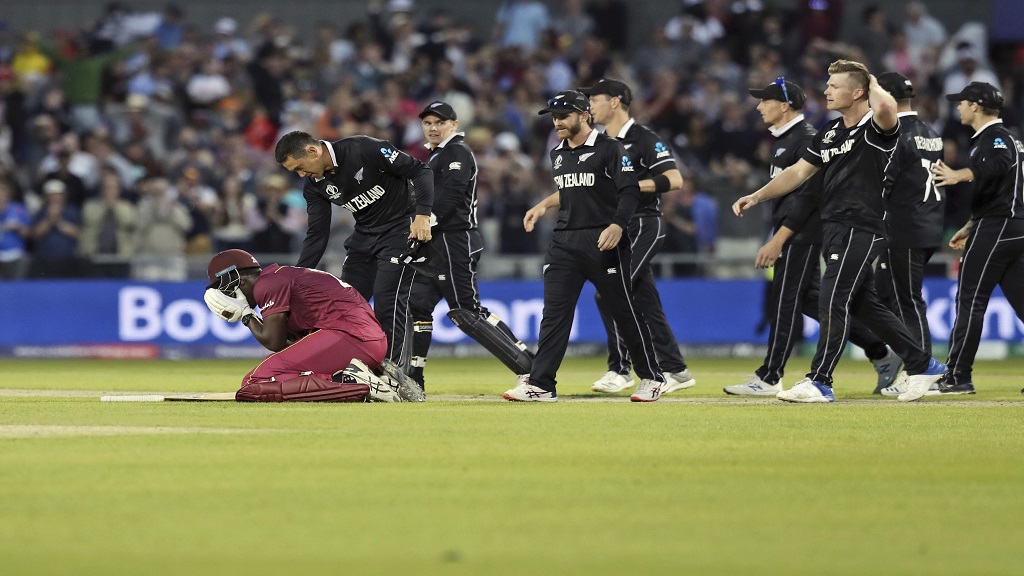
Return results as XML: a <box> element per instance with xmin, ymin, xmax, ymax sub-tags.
<box><xmin>253</xmin><ymin>264</ymin><xmax>385</xmax><ymax>341</ymax></box>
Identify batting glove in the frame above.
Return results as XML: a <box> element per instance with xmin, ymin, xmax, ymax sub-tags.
<box><xmin>204</xmin><ymin>288</ymin><xmax>252</xmax><ymax>322</ymax></box>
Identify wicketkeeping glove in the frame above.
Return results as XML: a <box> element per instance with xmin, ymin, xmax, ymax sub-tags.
<box><xmin>204</xmin><ymin>288</ymin><xmax>252</xmax><ymax>322</ymax></box>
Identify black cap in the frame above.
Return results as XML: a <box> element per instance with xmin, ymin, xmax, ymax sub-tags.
<box><xmin>579</xmin><ymin>79</ymin><xmax>633</xmax><ymax>106</ymax></box>
<box><xmin>419</xmin><ymin>101</ymin><xmax>457</xmax><ymax>121</ymax></box>
<box><xmin>538</xmin><ymin>90</ymin><xmax>590</xmax><ymax>115</ymax></box>
<box><xmin>945</xmin><ymin>82</ymin><xmax>1004</xmax><ymax>109</ymax></box>
<box><xmin>877</xmin><ymin>72</ymin><xmax>915</xmax><ymax>99</ymax></box>
<box><xmin>748</xmin><ymin>79</ymin><xmax>806</xmax><ymax>109</ymax></box>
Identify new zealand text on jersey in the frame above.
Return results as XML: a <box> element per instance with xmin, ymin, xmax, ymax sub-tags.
<box><xmin>554</xmin><ymin>172</ymin><xmax>596</xmax><ymax>188</ymax></box>
<box><xmin>820</xmin><ymin>139</ymin><xmax>853</xmax><ymax>163</ymax></box>
<box><xmin>341</xmin><ymin>184</ymin><xmax>386</xmax><ymax>212</ymax></box>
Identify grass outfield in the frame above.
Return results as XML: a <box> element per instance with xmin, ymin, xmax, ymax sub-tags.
<box><xmin>1</xmin><ymin>356</ymin><xmax>1022</xmax><ymax>576</ymax></box>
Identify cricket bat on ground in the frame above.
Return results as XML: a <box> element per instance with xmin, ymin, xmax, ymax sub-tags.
<box><xmin>100</xmin><ymin>393</ymin><xmax>237</xmax><ymax>402</ymax></box>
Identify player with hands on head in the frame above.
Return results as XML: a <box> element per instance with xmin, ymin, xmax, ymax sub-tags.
<box><xmin>579</xmin><ymin>78</ymin><xmax>695</xmax><ymax>395</ymax></box>
<box><xmin>928</xmin><ymin>82</ymin><xmax>1024</xmax><ymax>397</ymax></box>
<box><xmin>733</xmin><ymin>60</ymin><xmax>945</xmax><ymax>403</ymax></box>
<box><xmin>407</xmin><ymin>101</ymin><xmax>533</xmax><ymax>390</ymax></box>
<box><xmin>505</xmin><ymin>90</ymin><xmax>666</xmax><ymax>402</ymax></box>
<box><xmin>203</xmin><ymin>249</ymin><xmax>424</xmax><ymax>403</ymax></box>
<box><xmin>274</xmin><ymin>130</ymin><xmax>434</xmax><ymax>369</ymax></box>
<box><xmin>726</xmin><ymin>77</ymin><xmax>902</xmax><ymax>397</ymax></box>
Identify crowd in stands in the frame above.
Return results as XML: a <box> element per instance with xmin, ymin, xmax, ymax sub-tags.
<box><xmin>0</xmin><ymin>0</ymin><xmax>1021</xmax><ymax>280</ymax></box>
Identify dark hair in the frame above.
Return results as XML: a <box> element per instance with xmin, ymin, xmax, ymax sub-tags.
<box><xmin>274</xmin><ymin>131</ymin><xmax>318</xmax><ymax>164</ymax></box>
<box><xmin>980</xmin><ymin>105</ymin><xmax>1001</xmax><ymax>117</ymax></box>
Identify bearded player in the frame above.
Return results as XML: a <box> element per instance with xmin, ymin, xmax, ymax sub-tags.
<box><xmin>203</xmin><ymin>249</ymin><xmax>424</xmax><ymax>402</ymax></box>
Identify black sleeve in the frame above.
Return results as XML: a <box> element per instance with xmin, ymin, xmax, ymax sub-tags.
<box><xmin>642</xmin><ymin>134</ymin><xmax>677</xmax><ymax>178</ymax></box>
<box><xmin>296</xmin><ymin>184</ymin><xmax>332</xmax><ymax>269</ymax></box>
<box><xmin>368</xmin><ymin>139</ymin><xmax>434</xmax><ymax>216</ymax></box>
<box><xmin>432</xmin><ymin>146</ymin><xmax>473</xmax><ymax>223</ymax></box>
<box><xmin>970</xmin><ymin>135</ymin><xmax>1014</xmax><ymax>181</ymax></box>
<box><xmin>802</xmin><ymin>130</ymin><xmax>825</xmax><ymax>167</ymax></box>
<box><xmin>780</xmin><ymin>175</ymin><xmax>821</xmax><ymax>234</ymax></box>
<box><xmin>866</xmin><ymin>117</ymin><xmax>900</xmax><ymax>152</ymax></box>
<box><xmin>609</xmin><ymin>141</ymin><xmax>641</xmax><ymax>227</ymax></box>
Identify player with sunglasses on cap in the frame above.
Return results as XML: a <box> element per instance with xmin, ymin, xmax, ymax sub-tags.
<box><xmin>733</xmin><ymin>60</ymin><xmax>945</xmax><ymax>402</ymax></box>
<box><xmin>203</xmin><ymin>249</ymin><xmax>424</xmax><ymax>402</ymax></box>
<box><xmin>503</xmin><ymin>90</ymin><xmax>665</xmax><ymax>402</ymax></box>
<box><xmin>726</xmin><ymin>77</ymin><xmax>903</xmax><ymax>397</ymax></box>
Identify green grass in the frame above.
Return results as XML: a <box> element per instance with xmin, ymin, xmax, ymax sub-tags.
<box><xmin>1</xmin><ymin>356</ymin><xmax>1022</xmax><ymax>575</ymax></box>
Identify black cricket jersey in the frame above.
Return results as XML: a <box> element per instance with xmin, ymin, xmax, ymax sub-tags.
<box><xmin>768</xmin><ymin>115</ymin><xmax>822</xmax><ymax>245</ymax></box>
<box><xmin>297</xmin><ymin>136</ymin><xmax>434</xmax><ymax>268</ymax></box>
<box><xmin>882</xmin><ymin>112</ymin><xmax>945</xmax><ymax>248</ymax></box>
<box><xmin>424</xmin><ymin>132</ymin><xmax>478</xmax><ymax>231</ymax></box>
<box><xmin>802</xmin><ymin>111</ymin><xmax>900</xmax><ymax>236</ymax></box>
<box><xmin>550</xmin><ymin>129</ymin><xmax>641</xmax><ymax>230</ymax></box>
<box><xmin>613</xmin><ymin>118</ymin><xmax>677</xmax><ymax>217</ymax></box>
<box><xmin>966</xmin><ymin>119</ymin><xmax>1024</xmax><ymax>220</ymax></box>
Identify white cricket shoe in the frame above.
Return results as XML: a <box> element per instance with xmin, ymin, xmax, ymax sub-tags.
<box><xmin>776</xmin><ymin>378</ymin><xmax>835</xmax><ymax>403</ymax></box>
<box><xmin>662</xmin><ymin>369</ymin><xmax>697</xmax><ymax>393</ymax></box>
<box><xmin>880</xmin><ymin>371</ymin><xmax>941</xmax><ymax>397</ymax></box>
<box><xmin>871</xmin><ymin>347</ymin><xmax>904</xmax><ymax>394</ymax></box>
<box><xmin>503</xmin><ymin>375</ymin><xmax>557</xmax><ymax>402</ymax></box>
<box><xmin>898</xmin><ymin>359</ymin><xmax>946</xmax><ymax>402</ymax></box>
<box><xmin>378</xmin><ymin>359</ymin><xmax>426</xmax><ymax>402</ymax></box>
<box><xmin>630</xmin><ymin>379</ymin><xmax>664</xmax><ymax>402</ymax></box>
<box><xmin>341</xmin><ymin>359</ymin><xmax>402</xmax><ymax>403</ymax></box>
<box><xmin>724</xmin><ymin>375</ymin><xmax>782</xmax><ymax>397</ymax></box>
<box><xmin>591</xmin><ymin>371</ymin><xmax>635</xmax><ymax>393</ymax></box>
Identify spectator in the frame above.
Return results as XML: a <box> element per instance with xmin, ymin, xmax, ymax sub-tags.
<box><xmin>79</xmin><ymin>170</ymin><xmax>136</xmax><ymax>276</ymax></box>
<box><xmin>37</xmin><ymin>149</ymin><xmax>89</xmax><ymax>209</ymax></box>
<box><xmin>550</xmin><ymin>0</ymin><xmax>594</xmax><ymax>61</ymax></box>
<box><xmin>211</xmin><ymin>174</ymin><xmax>259</xmax><ymax>251</ymax></box>
<box><xmin>173</xmin><ymin>165</ymin><xmax>218</xmax><ymax>256</ymax></box>
<box><xmin>0</xmin><ymin>180</ymin><xmax>30</xmax><ymax>279</ymax></box>
<box><xmin>29</xmin><ymin>179</ymin><xmax>83</xmax><ymax>278</ymax></box>
<box><xmin>586</xmin><ymin>0</ymin><xmax>629</xmax><ymax>54</ymax></box>
<box><xmin>494</xmin><ymin>0</ymin><xmax>550</xmax><ymax>55</ymax></box>
<box><xmin>133</xmin><ymin>176</ymin><xmax>192</xmax><ymax>281</ymax></box>
<box><xmin>903</xmin><ymin>1</ymin><xmax>946</xmax><ymax>52</ymax></box>
<box><xmin>251</xmin><ymin>174</ymin><xmax>304</xmax><ymax>254</ymax></box>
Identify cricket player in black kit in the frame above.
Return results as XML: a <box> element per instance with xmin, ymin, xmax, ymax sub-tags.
<box><xmin>274</xmin><ymin>131</ymin><xmax>433</xmax><ymax>366</ymax></box>
<box><xmin>407</xmin><ymin>101</ymin><xmax>533</xmax><ymax>390</ymax></box>
<box><xmin>873</xmin><ymin>72</ymin><xmax>945</xmax><ymax>396</ymax></box>
<box><xmin>726</xmin><ymin>78</ymin><xmax>902</xmax><ymax>396</ymax></box>
<box><xmin>734</xmin><ymin>60</ymin><xmax>945</xmax><ymax>403</ymax></box>
<box><xmin>503</xmin><ymin>89</ymin><xmax>665</xmax><ymax>402</ymax></box>
<box><xmin>580</xmin><ymin>79</ymin><xmax>695</xmax><ymax>395</ymax></box>
<box><xmin>926</xmin><ymin>82</ymin><xmax>1024</xmax><ymax>399</ymax></box>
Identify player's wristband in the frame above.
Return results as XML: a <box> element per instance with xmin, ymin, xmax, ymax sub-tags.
<box><xmin>241</xmin><ymin>313</ymin><xmax>254</xmax><ymax>326</ymax></box>
<box><xmin>652</xmin><ymin>174</ymin><xmax>671</xmax><ymax>193</ymax></box>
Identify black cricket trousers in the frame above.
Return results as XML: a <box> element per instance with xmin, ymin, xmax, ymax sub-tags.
<box><xmin>595</xmin><ymin>216</ymin><xmax>687</xmax><ymax>374</ymax></box>
<box><xmin>532</xmin><ymin>228</ymin><xmax>662</xmax><ymax>393</ymax></box>
<box><xmin>945</xmin><ymin>217</ymin><xmax>1024</xmax><ymax>385</ymax></box>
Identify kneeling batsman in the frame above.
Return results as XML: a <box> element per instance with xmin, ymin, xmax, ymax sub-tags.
<box><xmin>203</xmin><ymin>249</ymin><xmax>424</xmax><ymax>403</ymax></box>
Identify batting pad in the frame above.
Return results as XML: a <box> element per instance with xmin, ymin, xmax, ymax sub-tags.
<box><xmin>100</xmin><ymin>393</ymin><xmax>237</xmax><ymax>402</ymax></box>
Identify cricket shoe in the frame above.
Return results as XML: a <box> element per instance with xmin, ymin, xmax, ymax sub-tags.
<box><xmin>776</xmin><ymin>378</ymin><xmax>835</xmax><ymax>403</ymax></box>
<box><xmin>503</xmin><ymin>375</ymin><xmax>557</xmax><ymax>402</ymax></box>
<box><xmin>336</xmin><ymin>359</ymin><xmax>402</xmax><ymax>403</ymax></box>
<box><xmin>630</xmin><ymin>379</ymin><xmax>664</xmax><ymax>402</ymax></box>
<box><xmin>378</xmin><ymin>359</ymin><xmax>426</xmax><ymax>402</ymax></box>
<box><xmin>591</xmin><ymin>371</ymin><xmax>635</xmax><ymax>393</ymax></box>
<box><xmin>897</xmin><ymin>359</ymin><xmax>946</xmax><ymax>402</ymax></box>
<box><xmin>662</xmin><ymin>369</ymin><xmax>697</xmax><ymax>393</ymax></box>
<box><xmin>880</xmin><ymin>372</ymin><xmax>940</xmax><ymax>397</ymax></box>
<box><xmin>724</xmin><ymin>375</ymin><xmax>781</xmax><ymax>396</ymax></box>
<box><xmin>871</xmin><ymin>347</ymin><xmax>904</xmax><ymax>394</ymax></box>
<box><xmin>938</xmin><ymin>380</ymin><xmax>976</xmax><ymax>395</ymax></box>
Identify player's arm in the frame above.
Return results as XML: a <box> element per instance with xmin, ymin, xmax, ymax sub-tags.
<box><xmin>949</xmin><ymin>219</ymin><xmax>975</xmax><ymax>250</ymax></box>
<box><xmin>639</xmin><ymin>168</ymin><xmax>683</xmax><ymax>193</ymax></box>
<box><xmin>524</xmin><ymin>191</ymin><xmax>560</xmax><ymax>232</ymax></box>
<box><xmin>246</xmin><ymin>312</ymin><xmax>290</xmax><ymax>352</ymax></box>
<box><xmin>733</xmin><ymin>159</ymin><xmax>818</xmax><ymax>216</ymax></box>
<box><xmin>375</xmin><ymin>140</ymin><xmax>435</xmax><ymax>241</ymax></box>
<box><xmin>755</xmin><ymin>226</ymin><xmax>796</xmax><ymax>269</ymax></box>
<box><xmin>868</xmin><ymin>74</ymin><xmax>899</xmax><ymax>132</ymax></box>
<box><xmin>296</xmin><ymin>184</ymin><xmax>332</xmax><ymax>269</ymax></box>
